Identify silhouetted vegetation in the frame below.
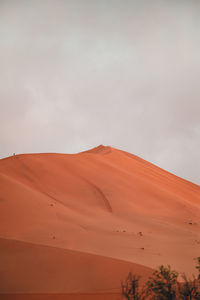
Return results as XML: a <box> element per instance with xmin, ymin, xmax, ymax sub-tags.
<box><xmin>121</xmin><ymin>272</ymin><xmax>145</xmax><ymax>300</ymax></box>
<box><xmin>178</xmin><ymin>274</ymin><xmax>200</xmax><ymax>299</ymax></box>
<box><xmin>146</xmin><ymin>265</ymin><xmax>178</xmax><ymax>299</ymax></box>
<box><xmin>121</xmin><ymin>257</ymin><xmax>200</xmax><ymax>300</ymax></box>
<box><xmin>195</xmin><ymin>257</ymin><xmax>200</xmax><ymax>280</ymax></box>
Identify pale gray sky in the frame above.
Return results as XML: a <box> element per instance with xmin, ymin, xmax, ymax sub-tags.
<box><xmin>0</xmin><ymin>0</ymin><xmax>199</xmax><ymax>184</ymax></box>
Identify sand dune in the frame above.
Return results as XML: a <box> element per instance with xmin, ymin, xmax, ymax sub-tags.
<box><xmin>0</xmin><ymin>238</ymin><xmax>152</xmax><ymax>293</ymax></box>
<box><xmin>0</xmin><ymin>145</ymin><xmax>200</xmax><ymax>297</ymax></box>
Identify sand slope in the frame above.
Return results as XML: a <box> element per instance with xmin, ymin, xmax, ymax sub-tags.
<box><xmin>0</xmin><ymin>145</ymin><xmax>200</xmax><ymax>295</ymax></box>
<box><xmin>0</xmin><ymin>238</ymin><xmax>152</xmax><ymax>293</ymax></box>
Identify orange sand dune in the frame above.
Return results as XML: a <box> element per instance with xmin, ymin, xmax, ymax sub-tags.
<box><xmin>0</xmin><ymin>293</ymin><xmax>121</xmax><ymax>300</ymax></box>
<box><xmin>0</xmin><ymin>238</ymin><xmax>152</xmax><ymax>294</ymax></box>
<box><xmin>0</xmin><ymin>145</ymin><xmax>200</xmax><ymax>296</ymax></box>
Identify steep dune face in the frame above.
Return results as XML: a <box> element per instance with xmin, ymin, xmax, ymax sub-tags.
<box><xmin>0</xmin><ymin>145</ymin><xmax>200</xmax><ymax>294</ymax></box>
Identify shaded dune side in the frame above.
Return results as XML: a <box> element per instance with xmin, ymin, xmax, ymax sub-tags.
<box><xmin>0</xmin><ymin>238</ymin><xmax>152</xmax><ymax>293</ymax></box>
<box><xmin>0</xmin><ymin>293</ymin><xmax>121</xmax><ymax>300</ymax></box>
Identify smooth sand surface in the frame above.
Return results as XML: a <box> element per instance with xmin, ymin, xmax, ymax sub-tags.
<box><xmin>0</xmin><ymin>238</ymin><xmax>152</xmax><ymax>293</ymax></box>
<box><xmin>0</xmin><ymin>294</ymin><xmax>121</xmax><ymax>300</ymax></box>
<box><xmin>0</xmin><ymin>145</ymin><xmax>199</xmax><ymax>297</ymax></box>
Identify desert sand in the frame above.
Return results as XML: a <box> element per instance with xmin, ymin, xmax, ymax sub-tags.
<box><xmin>0</xmin><ymin>145</ymin><xmax>199</xmax><ymax>299</ymax></box>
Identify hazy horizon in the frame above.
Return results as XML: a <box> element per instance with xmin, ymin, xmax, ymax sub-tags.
<box><xmin>0</xmin><ymin>0</ymin><xmax>200</xmax><ymax>184</ymax></box>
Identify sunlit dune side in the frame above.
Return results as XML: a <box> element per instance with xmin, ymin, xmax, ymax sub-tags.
<box><xmin>0</xmin><ymin>145</ymin><xmax>200</xmax><ymax>296</ymax></box>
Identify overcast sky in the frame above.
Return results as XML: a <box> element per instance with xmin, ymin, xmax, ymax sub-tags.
<box><xmin>0</xmin><ymin>0</ymin><xmax>199</xmax><ymax>184</ymax></box>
